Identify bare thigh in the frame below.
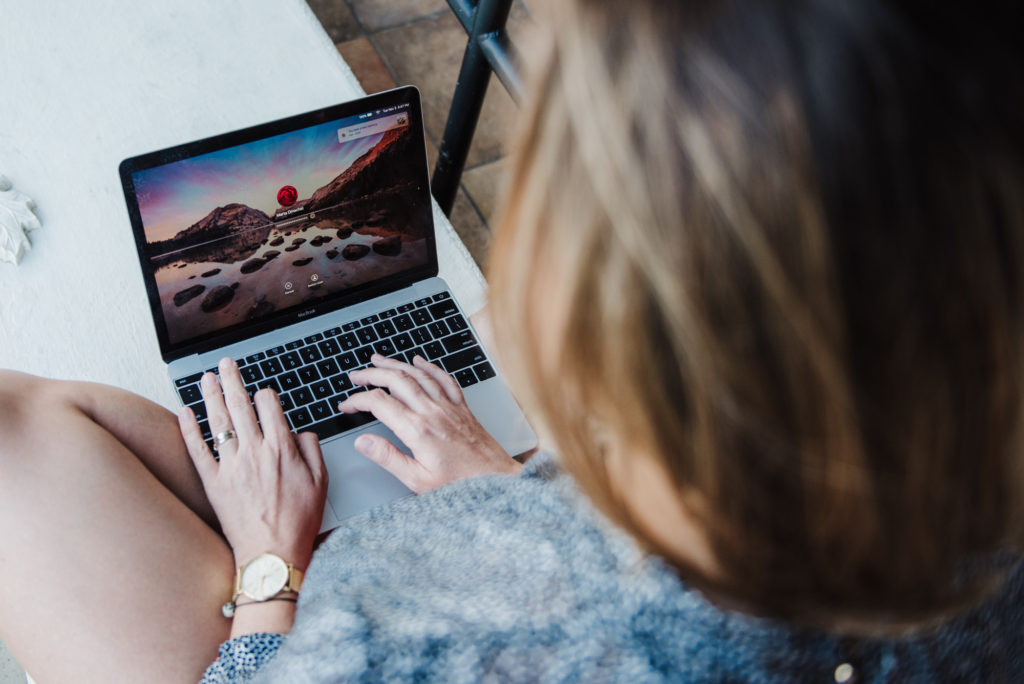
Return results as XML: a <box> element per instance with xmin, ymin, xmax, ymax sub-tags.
<box><xmin>0</xmin><ymin>371</ymin><xmax>233</xmax><ymax>683</ymax></box>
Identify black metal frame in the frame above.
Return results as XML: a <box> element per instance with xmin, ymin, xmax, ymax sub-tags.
<box><xmin>431</xmin><ymin>0</ymin><xmax>524</xmax><ymax>216</ymax></box>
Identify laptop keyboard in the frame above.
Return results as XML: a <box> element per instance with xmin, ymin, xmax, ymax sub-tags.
<box><xmin>172</xmin><ymin>291</ymin><xmax>495</xmax><ymax>452</ymax></box>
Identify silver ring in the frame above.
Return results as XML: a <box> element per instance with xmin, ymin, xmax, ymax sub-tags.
<box><xmin>213</xmin><ymin>429</ymin><xmax>237</xmax><ymax>452</ymax></box>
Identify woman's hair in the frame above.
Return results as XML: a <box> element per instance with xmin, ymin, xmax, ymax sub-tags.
<box><xmin>489</xmin><ymin>0</ymin><xmax>1024</xmax><ymax>626</ymax></box>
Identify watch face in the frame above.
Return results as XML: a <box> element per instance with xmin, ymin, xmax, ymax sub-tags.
<box><xmin>240</xmin><ymin>553</ymin><xmax>289</xmax><ymax>601</ymax></box>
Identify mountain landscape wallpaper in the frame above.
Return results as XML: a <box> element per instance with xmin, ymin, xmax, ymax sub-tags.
<box><xmin>133</xmin><ymin>115</ymin><xmax>431</xmax><ymax>345</ymax></box>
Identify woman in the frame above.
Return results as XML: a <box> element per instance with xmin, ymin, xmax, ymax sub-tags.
<box><xmin>2</xmin><ymin>0</ymin><xmax>1023</xmax><ymax>680</ymax></box>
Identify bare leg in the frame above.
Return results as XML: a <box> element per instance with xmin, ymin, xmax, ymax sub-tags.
<box><xmin>0</xmin><ymin>370</ymin><xmax>233</xmax><ymax>683</ymax></box>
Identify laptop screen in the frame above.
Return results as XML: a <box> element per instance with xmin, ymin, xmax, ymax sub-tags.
<box><xmin>120</xmin><ymin>88</ymin><xmax>436</xmax><ymax>360</ymax></box>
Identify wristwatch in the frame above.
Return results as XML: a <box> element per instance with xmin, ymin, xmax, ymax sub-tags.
<box><xmin>221</xmin><ymin>552</ymin><xmax>304</xmax><ymax>618</ymax></box>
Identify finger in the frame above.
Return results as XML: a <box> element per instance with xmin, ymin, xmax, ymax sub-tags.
<box><xmin>337</xmin><ymin>389</ymin><xmax>421</xmax><ymax>445</ymax></box>
<box><xmin>353</xmin><ymin>433</ymin><xmax>427</xmax><ymax>493</ymax></box>
<box><xmin>218</xmin><ymin>357</ymin><xmax>261</xmax><ymax>443</ymax></box>
<box><xmin>200</xmin><ymin>371</ymin><xmax>238</xmax><ymax>457</ymax></box>
<box><xmin>368</xmin><ymin>354</ymin><xmax>447</xmax><ymax>402</ymax></box>
<box><xmin>177</xmin><ymin>407</ymin><xmax>217</xmax><ymax>482</ymax></box>
<box><xmin>413</xmin><ymin>355</ymin><xmax>464</xmax><ymax>404</ymax></box>
<box><xmin>295</xmin><ymin>431</ymin><xmax>328</xmax><ymax>488</ymax></box>
<box><xmin>350</xmin><ymin>365</ymin><xmax>433</xmax><ymax>411</ymax></box>
<box><xmin>253</xmin><ymin>388</ymin><xmax>291</xmax><ymax>447</ymax></box>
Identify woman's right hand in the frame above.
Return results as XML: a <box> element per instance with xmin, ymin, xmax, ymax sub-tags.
<box><xmin>177</xmin><ymin>357</ymin><xmax>328</xmax><ymax>571</ymax></box>
<box><xmin>337</xmin><ymin>354</ymin><xmax>522</xmax><ymax>493</ymax></box>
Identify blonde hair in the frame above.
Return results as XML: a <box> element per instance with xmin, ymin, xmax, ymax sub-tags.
<box><xmin>489</xmin><ymin>0</ymin><xmax>1024</xmax><ymax>625</ymax></box>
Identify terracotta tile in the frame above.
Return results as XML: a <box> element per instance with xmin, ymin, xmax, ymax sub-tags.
<box><xmin>448</xmin><ymin>189</ymin><xmax>491</xmax><ymax>268</ymax></box>
<box><xmin>461</xmin><ymin>158</ymin><xmax>508</xmax><ymax>226</ymax></box>
<box><xmin>374</xmin><ymin>11</ymin><xmax>521</xmax><ymax>168</ymax></box>
<box><xmin>306</xmin><ymin>0</ymin><xmax>361</xmax><ymax>43</ymax></box>
<box><xmin>348</xmin><ymin>0</ymin><xmax>447</xmax><ymax>32</ymax></box>
<box><xmin>337</xmin><ymin>38</ymin><xmax>397</xmax><ymax>95</ymax></box>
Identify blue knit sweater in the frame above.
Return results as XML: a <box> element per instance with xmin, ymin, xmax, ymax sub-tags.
<box><xmin>201</xmin><ymin>454</ymin><xmax>1023</xmax><ymax>682</ymax></box>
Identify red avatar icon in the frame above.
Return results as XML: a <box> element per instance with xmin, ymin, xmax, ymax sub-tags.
<box><xmin>277</xmin><ymin>185</ymin><xmax>298</xmax><ymax>206</ymax></box>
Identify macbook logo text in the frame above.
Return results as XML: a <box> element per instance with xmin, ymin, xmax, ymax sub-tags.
<box><xmin>297</xmin><ymin>308</ymin><xmax>316</xmax><ymax>318</ymax></box>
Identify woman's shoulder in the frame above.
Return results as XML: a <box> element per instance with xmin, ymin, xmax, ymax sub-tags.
<box><xmin>255</xmin><ymin>455</ymin><xmax>1024</xmax><ymax>682</ymax></box>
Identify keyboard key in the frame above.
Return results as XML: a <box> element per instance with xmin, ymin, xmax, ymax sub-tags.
<box><xmin>374</xmin><ymin>339</ymin><xmax>396</xmax><ymax>356</ymax></box>
<box><xmin>392</xmin><ymin>314</ymin><xmax>414</xmax><ymax>332</ymax></box>
<box><xmin>441</xmin><ymin>346</ymin><xmax>487</xmax><ymax>373</ymax></box>
<box><xmin>393</xmin><ymin>333</ymin><xmax>414</xmax><ymax>351</ymax></box>
<box><xmin>338</xmin><ymin>332</ymin><xmax>359</xmax><ymax>350</ymax></box>
<box><xmin>355</xmin><ymin>346</ymin><xmax>374</xmax><ymax>365</ymax></box>
<box><xmin>446</xmin><ymin>315</ymin><xmax>468</xmax><ymax>332</ymax></box>
<box><xmin>329</xmin><ymin>373</ymin><xmax>353</xmax><ymax>393</ymax></box>
<box><xmin>278</xmin><ymin>393</ymin><xmax>295</xmax><ymax>411</ymax></box>
<box><xmin>441</xmin><ymin>331</ymin><xmax>476</xmax><ymax>354</ymax></box>
<box><xmin>429</xmin><ymin>301</ymin><xmax>459</xmax><ymax>319</ymax></box>
<box><xmin>411</xmin><ymin>309</ymin><xmax>431</xmax><ymax>326</ymax></box>
<box><xmin>304</xmin><ymin>333</ymin><xmax>323</xmax><ymax>344</ymax></box>
<box><xmin>424</xmin><ymin>341</ymin><xmax>445</xmax><ymax>360</ymax></box>
<box><xmin>414</xmin><ymin>297</ymin><xmax>433</xmax><ymax>307</ymax></box>
<box><xmin>187</xmin><ymin>401</ymin><xmax>207</xmax><ymax>421</ymax></box>
<box><xmin>404</xmin><ymin>348</ymin><xmax>424</xmax><ymax>365</ymax></box>
<box><xmin>325</xmin><ymin>327</ymin><xmax>342</xmax><ymax>337</ymax></box>
<box><xmin>244</xmin><ymin>352</ymin><xmax>266</xmax><ymax>365</ymax></box>
<box><xmin>298</xmin><ymin>365</ymin><xmax>320</xmax><ymax>384</ymax></box>
<box><xmin>433</xmin><ymin>291</ymin><xmax>452</xmax><ymax>301</ymax></box>
<box><xmin>342</xmin><ymin>321</ymin><xmax>360</xmax><ymax>332</ymax></box>
<box><xmin>455</xmin><ymin>368</ymin><xmax>478</xmax><ymax>388</ymax></box>
<box><xmin>260</xmin><ymin>358</ymin><xmax>283</xmax><ymax>376</ymax></box>
<box><xmin>178</xmin><ymin>385</ymin><xmax>202</xmax><ymax>404</ymax></box>
<box><xmin>292</xmin><ymin>386</ymin><xmax>314</xmax><ymax>406</ymax></box>
<box><xmin>374</xmin><ymin>320</ymin><xmax>396</xmax><ymax>338</ymax></box>
<box><xmin>337</xmin><ymin>352</ymin><xmax>358</xmax><ymax>371</ymax></box>
<box><xmin>360</xmin><ymin>314</ymin><xmax>379</xmax><ymax>326</ymax></box>
<box><xmin>397</xmin><ymin>303</ymin><xmax>415</xmax><ymax>313</ymax></box>
<box><xmin>303</xmin><ymin>410</ymin><xmax>377</xmax><ymax>442</ymax></box>
<box><xmin>299</xmin><ymin>346</ymin><xmax>322</xmax><ymax>364</ymax></box>
<box><xmin>266</xmin><ymin>345</ymin><xmax>286</xmax><ymax>356</ymax></box>
<box><xmin>411</xmin><ymin>327</ymin><xmax>431</xmax><ymax>345</ymax></box>
<box><xmin>356</xmin><ymin>327</ymin><xmax>378</xmax><ymax>345</ymax></box>
<box><xmin>310</xmin><ymin>401</ymin><xmax>332</xmax><ymax>422</ymax></box>
<box><xmin>288</xmin><ymin>407</ymin><xmax>313</xmax><ymax>428</ymax></box>
<box><xmin>285</xmin><ymin>340</ymin><xmax>304</xmax><ymax>351</ymax></box>
<box><xmin>175</xmin><ymin>373</ymin><xmax>203</xmax><ymax>388</ymax></box>
<box><xmin>473</xmin><ymin>362</ymin><xmax>496</xmax><ymax>381</ymax></box>
<box><xmin>318</xmin><ymin>338</ymin><xmax>341</xmax><ymax>357</ymax></box>
<box><xmin>311</xmin><ymin>380</ymin><xmax>332</xmax><ymax>400</ymax></box>
<box><xmin>245</xmin><ymin>383</ymin><xmax>257</xmax><ymax>396</ymax></box>
<box><xmin>278</xmin><ymin>371</ymin><xmax>301</xmax><ymax>392</ymax></box>
<box><xmin>240</xmin><ymin>365</ymin><xmax>263</xmax><ymax>384</ymax></box>
<box><xmin>316</xmin><ymin>358</ymin><xmax>339</xmax><ymax>377</ymax></box>
<box><xmin>380</xmin><ymin>308</ymin><xmax>397</xmax><ymax>319</ymax></box>
<box><xmin>281</xmin><ymin>352</ymin><xmax>302</xmax><ymax>370</ymax></box>
<box><xmin>428</xmin><ymin>320</ymin><xmax>450</xmax><ymax>339</ymax></box>
<box><xmin>256</xmin><ymin>377</ymin><xmax>281</xmax><ymax>394</ymax></box>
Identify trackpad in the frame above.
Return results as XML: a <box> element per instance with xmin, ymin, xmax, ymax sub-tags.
<box><xmin>320</xmin><ymin>422</ymin><xmax>414</xmax><ymax>525</ymax></box>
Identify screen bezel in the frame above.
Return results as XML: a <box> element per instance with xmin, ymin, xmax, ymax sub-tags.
<box><xmin>119</xmin><ymin>86</ymin><xmax>438</xmax><ymax>362</ymax></box>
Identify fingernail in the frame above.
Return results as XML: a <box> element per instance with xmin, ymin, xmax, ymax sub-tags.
<box><xmin>354</xmin><ymin>435</ymin><xmax>373</xmax><ymax>453</ymax></box>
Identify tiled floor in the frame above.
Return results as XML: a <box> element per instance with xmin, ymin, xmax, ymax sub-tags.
<box><xmin>307</xmin><ymin>0</ymin><xmax>533</xmax><ymax>269</ymax></box>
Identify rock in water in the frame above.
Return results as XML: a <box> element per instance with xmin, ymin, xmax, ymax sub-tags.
<box><xmin>240</xmin><ymin>258</ymin><xmax>268</xmax><ymax>274</ymax></box>
<box><xmin>201</xmin><ymin>285</ymin><xmax>235</xmax><ymax>313</ymax></box>
<box><xmin>264</xmin><ymin>250</ymin><xmax>281</xmax><ymax>259</ymax></box>
<box><xmin>285</xmin><ymin>245</ymin><xmax>300</xmax><ymax>252</ymax></box>
<box><xmin>247</xmin><ymin>298</ymin><xmax>274</xmax><ymax>320</ymax></box>
<box><xmin>188</xmin><ymin>275</ymin><xmax>197</xmax><ymax>280</ymax></box>
<box><xmin>270</xmin><ymin>237</ymin><xmax>284</xmax><ymax>246</ymax></box>
<box><xmin>291</xmin><ymin>237</ymin><xmax>306</xmax><ymax>245</ymax></box>
<box><xmin>325</xmin><ymin>249</ymin><xmax>339</xmax><ymax>259</ymax></box>
<box><xmin>201</xmin><ymin>268</ymin><xmax>222</xmax><ymax>277</ymax></box>
<box><xmin>342</xmin><ymin>244</ymin><xmax>370</xmax><ymax>261</ymax></box>
<box><xmin>230</xmin><ymin>282</ymin><xmax>240</xmax><ymax>290</ymax></box>
<box><xmin>372</xmin><ymin>235</ymin><xmax>402</xmax><ymax>256</ymax></box>
<box><xmin>173</xmin><ymin>284</ymin><xmax>205</xmax><ymax>306</ymax></box>
<box><xmin>336</xmin><ymin>227</ymin><xmax>353</xmax><ymax>239</ymax></box>
<box><xmin>293</xmin><ymin>258</ymin><xmax>313</xmax><ymax>266</ymax></box>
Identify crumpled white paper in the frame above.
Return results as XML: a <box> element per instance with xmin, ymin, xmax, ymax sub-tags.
<box><xmin>0</xmin><ymin>174</ymin><xmax>42</xmax><ymax>265</ymax></box>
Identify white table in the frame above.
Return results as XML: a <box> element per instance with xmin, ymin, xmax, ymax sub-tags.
<box><xmin>0</xmin><ymin>2</ymin><xmax>487</xmax><ymax>680</ymax></box>
<box><xmin>0</xmin><ymin>0</ymin><xmax>487</xmax><ymax>411</ymax></box>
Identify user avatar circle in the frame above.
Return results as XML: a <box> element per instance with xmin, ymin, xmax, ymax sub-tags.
<box><xmin>277</xmin><ymin>185</ymin><xmax>298</xmax><ymax>206</ymax></box>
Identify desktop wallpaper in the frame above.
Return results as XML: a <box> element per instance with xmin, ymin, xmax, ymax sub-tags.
<box><xmin>132</xmin><ymin>108</ymin><xmax>431</xmax><ymax>345</ymax></box>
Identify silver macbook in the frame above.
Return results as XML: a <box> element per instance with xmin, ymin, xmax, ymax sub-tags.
<box><xmin>119</xmin><ymin>86</ymin><xmax>536</xmax><ymax>532</ymax></box>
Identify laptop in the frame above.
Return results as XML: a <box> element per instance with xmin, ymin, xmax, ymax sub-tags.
<box><xmin>119</xmin><ymin>86</ymin><xmax>536</xmax><ymax>532</ymax></box>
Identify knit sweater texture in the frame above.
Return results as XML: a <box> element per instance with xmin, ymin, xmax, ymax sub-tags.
<box><xmin>201</xmin><ymin>454</ymin><xmax>1024</xmax><ymax>682</ymax></box>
